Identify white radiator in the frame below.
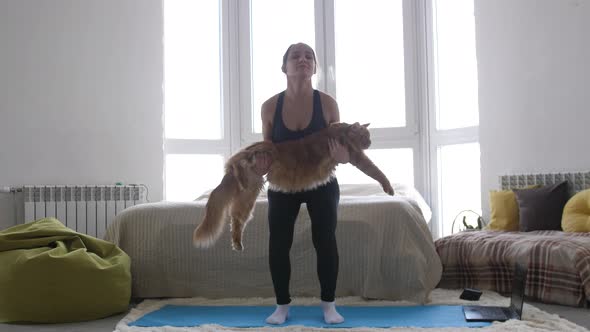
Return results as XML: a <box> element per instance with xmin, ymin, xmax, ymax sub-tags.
<box><xmin>22</xmin><ymin>185</ymin><xmax>147</xmax><ymax>238</ymax></box>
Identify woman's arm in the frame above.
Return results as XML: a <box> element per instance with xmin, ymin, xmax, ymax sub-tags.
<box><xmin>320</xmin><ymin>92</ymin><xmax>350</xmax><ymax>164</ymax></box>
<box><xmin>319</xmin><ymin>91</ymin><xmax>340</xmax><ymax>125</ymax></box>
<box><xmin>261</xmin><ymin>97</ymin><xmax>275</xmax><ymax>141</ymax></box>
<box><xmin>255</xmin><ymin>97</ymin><xmax>276</xmax><ymax>175</ymax></box>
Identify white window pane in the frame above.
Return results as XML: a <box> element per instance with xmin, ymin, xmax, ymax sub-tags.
<box><xmin>334</xmin><ymin>0</ymin><xmax>405</xmax><ymax>128</ymax></box>
<box><xmin>434</xmin><ymin>0</ymin><xmax>479</xmax><ymax>130</ymax></box>
<box><xmin>165</xmin><ymin>154</ymin><xmax>224</xmax><ymax>201</ymax></box>
<box><xmin>438</xmin><ymin>143</ymin><xmax>481</xmax><ymax>236</ymax></box>
<box><xmin>164</xmin><ymin>1</ymin><xmax>222</xmax><ymax>139</ymax></box>
<box><xmin>251</xmin><ymin>0</ymin><xmax>315</xmax><ymax>133</ymax></box>
<box><xmin>336</xmin><ymin>148</ymin><xmax>414</xmax><ymax>187</ymax></box>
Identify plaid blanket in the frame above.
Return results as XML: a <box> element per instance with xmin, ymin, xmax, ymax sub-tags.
<box><xmin>435</xmin><ymin>230</ymin><xmax>590</xmax><ymax>307</ymax></box>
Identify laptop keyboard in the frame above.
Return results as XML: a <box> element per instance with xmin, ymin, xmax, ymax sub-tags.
<box><xmin>475</xmin><ymin>307</ymin><xmax>508</xmax><ymax>320</ymax></box>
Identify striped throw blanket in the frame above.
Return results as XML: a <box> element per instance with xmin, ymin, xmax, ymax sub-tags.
<box><xmin>435</xmin><ymin>230</ymin><xmax>590</xmax><ymax>307</ymax></box>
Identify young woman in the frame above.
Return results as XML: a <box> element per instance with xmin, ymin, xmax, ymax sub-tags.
<box><xmin>255</xmin><ymin>42</ymin><xmax>349</xmax><ymax>325</ymax></box>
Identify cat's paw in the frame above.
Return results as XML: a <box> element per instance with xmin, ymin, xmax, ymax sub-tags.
<box><xmin>382</xmin><ymin>183</ymin><xmax>395</xmax><ymax>196</ymax></box>
<box><xmin>232</xmin><ymin>240</ymin><xmax>244</xmax><ymax>251</ymax></box>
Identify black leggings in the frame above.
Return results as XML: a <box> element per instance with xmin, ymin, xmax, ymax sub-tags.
<box><xmin>267</xmin><ymin>179</ymin><xmax>340</xmax><ymax>305</ymax></box>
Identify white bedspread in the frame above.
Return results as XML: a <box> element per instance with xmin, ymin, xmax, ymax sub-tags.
<box><xmin>105</xmin><ymin>183</ymin><xmax>442</xmax><ymax>303</ymax></box>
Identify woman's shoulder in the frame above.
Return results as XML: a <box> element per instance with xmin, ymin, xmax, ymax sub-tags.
<box><xmin>261</xmin><ymin>93</ymin><xmax>282</xmax><ymax>123</ymax></box>
<box><xmin>318</xmin><ymin>91</ymin><xmax>339</xmax><ymax>112</ymax></box>
<box><xmin>317</xmin><ymin>90</ymin><xmax>339</xmax><ymax>123</ymax></box>
<box><xmin>317</xmin><ymin>90</ymin><xmax>337</xmax><ymax>104</ymax></box>
<box><xmin>261</xmin><ymin>93</ymin><xmax>281</xmax><ymax>112</ymax></box>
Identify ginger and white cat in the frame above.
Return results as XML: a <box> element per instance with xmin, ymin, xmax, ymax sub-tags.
<box><xmin>193</xmin><ymin>122</ymin><xmax>394</xmax><ymax>251</ymax></box>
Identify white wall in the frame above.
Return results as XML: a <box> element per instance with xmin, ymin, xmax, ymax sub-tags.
<box><xmin>476</xmin><ymin>0</ymin><xmax>590</xmax><ymax>218</ymax></box>
<box><xmin>0</xmin><ymin>1</ymin><xmax>164</xmax><ymax>230</ymax></box>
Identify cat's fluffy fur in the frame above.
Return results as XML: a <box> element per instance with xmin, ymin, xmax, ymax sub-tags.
<box><xmin>193</xmin><ymin>122</ymin><xmax>394</xmax><ymax>251</ymax></box>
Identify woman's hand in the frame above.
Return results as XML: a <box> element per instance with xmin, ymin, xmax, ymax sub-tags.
<box><xmin>254</xmin><ymin>152</ymin><xmax>272</xmax><ymax>176</ymax></box>
<box><xmin>329</xmin><ymin>139</ymin><xmax>350</xmax><ymax>164</ymax></box>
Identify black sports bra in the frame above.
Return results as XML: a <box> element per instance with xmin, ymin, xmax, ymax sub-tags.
<box><xmin>271</xmin><ymin>89</ymin><xmax>326</xmax><ymax>143</ymax></box>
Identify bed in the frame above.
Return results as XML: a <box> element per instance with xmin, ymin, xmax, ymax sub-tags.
<box><xmin>436</xmin><ymin>172</ymin><xmax>590</xmax><ymax>307</ymax></box>
<box><xmin>105</xmin><ymin>183</ymin><xmax>442</xmax><ymax>303</ymax></box>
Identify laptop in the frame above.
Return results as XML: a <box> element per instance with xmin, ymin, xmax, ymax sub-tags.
<box><xmin>463</xmin><ymin>263</ymin><xmax>527</xmax><ymax>322</ymax></box>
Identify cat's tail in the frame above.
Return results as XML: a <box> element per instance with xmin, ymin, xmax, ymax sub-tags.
<box><xmin>193</xmin><ymin>172</ymin><xmax>239</xmax><ymax>248</ymax></box>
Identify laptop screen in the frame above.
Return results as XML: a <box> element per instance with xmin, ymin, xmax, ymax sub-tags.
<box><xmin>510</xmin><ymin>264</ymin><xmax>527</xmax><ymax>317</ymax></box>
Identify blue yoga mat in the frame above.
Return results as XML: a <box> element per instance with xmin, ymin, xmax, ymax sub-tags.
<box><xmin>129</xmin><ymin>305</ymin><xmax>491</xmax><ymax>328</ymax></box>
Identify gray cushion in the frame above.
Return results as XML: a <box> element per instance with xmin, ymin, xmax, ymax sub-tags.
<box><xmin>514</xmin><ymin>181</ymin><xmax>569</xmax><ymax>232</ymax></box>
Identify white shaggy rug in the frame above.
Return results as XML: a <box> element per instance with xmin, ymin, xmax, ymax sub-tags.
<box><xmin>115</xmin><ymin>289</ymin><xmax>588</xmax><ymax>332</ymax></box>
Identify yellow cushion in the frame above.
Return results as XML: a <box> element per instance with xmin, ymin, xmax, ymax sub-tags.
<box><xmin>487</xmin><ymin>190</ymin><xmax>520</xmax><ymax>231</ymax></box>
<box><xmin>562</xmin><ymin>189</ymin><xmax>590</xmax><ymax>232</ymax></box>
<box><xmin>486</xmin><ymin>185</ymin><xmax>541</xmax><ymax>231</ymax></box>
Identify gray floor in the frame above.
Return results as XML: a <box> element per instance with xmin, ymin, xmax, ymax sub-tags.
<box><xmin>0</xmin><ymin>313</ymin><xmax>126</xmax><ymax>332</ymax></box>
<box><xmin>530</xmin><ymin>301</ymin><xmax>590</xmax><ymax>329</ymax></box>
<box><xmin>1</xmin><ymin>301</ymin><xmax>588</xmax><ymax>332</ymax></box>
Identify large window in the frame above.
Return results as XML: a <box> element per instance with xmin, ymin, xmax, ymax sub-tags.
<box><xmin>164</xmin><ymin>0</ymin><xmax>222</xmax><ymax>140</ymax></box>
<box><xmin>433</xmin><ymin>0</ymin><xmax>479</xmax><ymax>130</ymax></box>
<box><xmin>437</xmin><ymin>143</ymin><xmax>481</xmax><ymax>235</ymax></box>
<box><xmin>331</xmin><ymin>0</ymin><xmax>417</xmax><ymax>187</ymax></box>
<box><xmin>338</xmin><ymin>148</ymin><xmax>414</xmax><ymax>187</ymax></box>
<box><xmin>163</xmin><ymin>0</ymin><xmax>226</xmax><ymax>201</ymax></box>
<box><xmin>165</xmin><ymin>154</ymin><xmax>224</xmax><ymax>202</ymax></box>
<box><xmin>163</xmin><ymin>0</ymin><xmax>481</xmax><ymax>238</ymax></box>
<box><xmin>334</xmin><ymin>0</ymin><xmax>406</xmax><ymax>128</ymax></box>
<box><xmin>250</xmin><ymin>0</ymin><xmax>315</xmax><ymax>134</ymax></box>
<box><xmin>429</xmin><ymin>0</ymin><xmax>481</xmax><ymax>236</ymax></box>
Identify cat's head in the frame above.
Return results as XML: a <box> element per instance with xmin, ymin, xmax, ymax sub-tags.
<box><xmin>346</xmin><ymin>122</ymin><xmax>371</xmax><ymax>150</ymax></box>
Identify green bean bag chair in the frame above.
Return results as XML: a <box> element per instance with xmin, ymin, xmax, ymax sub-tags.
<box><xmin>0</xmin><ymin>218</ymin><xmax>131</xmax><ymax>323</ymax></box>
